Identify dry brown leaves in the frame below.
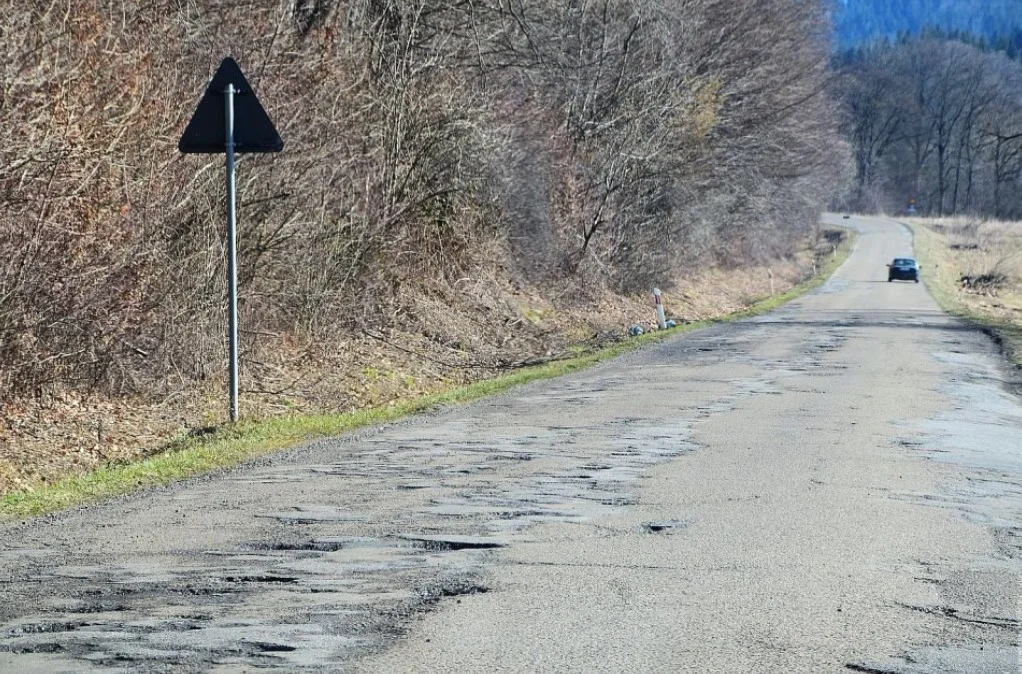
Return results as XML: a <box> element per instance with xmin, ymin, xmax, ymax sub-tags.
<box><xmin>0</xmin><ymin>251</ymin><xmax>815</xmax><ymax>496</ymax></box>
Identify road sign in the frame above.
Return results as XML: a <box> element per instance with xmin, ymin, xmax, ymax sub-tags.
<box><xmin>179</xmin><ymin>57</ymin><xmax>283</xmax><ymax>422</ymax></box>
<box><xmin>179</xmin><ymin>57</ymin><xmax>283</xmax><ymax>153</ymax></box>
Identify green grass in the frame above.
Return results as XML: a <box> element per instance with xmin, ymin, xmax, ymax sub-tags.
<box><xmin>1</xmin><ymin>228</ymin><xmax>855</xmax><ymax>520</ymax></box>
<box><xmin>908</xmin><ymin>221</ymin><xmax>1022</xmax><ymax>367</ymax></box>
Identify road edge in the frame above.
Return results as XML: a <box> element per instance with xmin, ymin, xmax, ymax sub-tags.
<box><xmin>899</xmin><ymin>218</ymin><xmax>1022</xmax><ymax>370</ymax></box>
<box><xmin>0</xmin><ymin>227</ymin><xmax>857</xmax><ymax>520</ymax></box>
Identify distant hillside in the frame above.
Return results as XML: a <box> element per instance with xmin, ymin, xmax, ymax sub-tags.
<box><xmin>834</xmin><ymin>0</ymin><xmax>1022</xmax><ymax>46</ymax></box>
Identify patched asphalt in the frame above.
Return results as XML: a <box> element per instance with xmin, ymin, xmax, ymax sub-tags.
<box><xmin>1</xmin><ymin>215</ymin><xmax>1020</xmax><ymax>673</ymax></box>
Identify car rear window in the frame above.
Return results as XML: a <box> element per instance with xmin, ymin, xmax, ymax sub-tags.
<box><xmin>893</xmin><ymin>259</ymin><xmax>915</xmax><ymax>266</ymax></box>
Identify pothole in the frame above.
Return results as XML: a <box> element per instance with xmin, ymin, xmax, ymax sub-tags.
<box><xmin>68</xmin><ymin>603</ymin><xmax>130</xmax><ymax>614</ymax></box>
<box><xmin>250</xmin><ymin>537</ymin><xmax>386</xmax><ymax>553</ymax></box>
<box><xmin>251</xmin><ymin>641</ymin><xmax>297</xmax><ymax>653</ymax></box>
<box><xmin>642</xmin><ymin>519</ymin><xmax>688</xmax><ymax>534</ymax></box>
<box><xmin>264</xmin><ymin>540</ymin><xmax>348</xmax><ymax>553</ymax></box>
<box><xmin>435</xmin><ymin>583</ymin><xmax>489</xmax><ymax>598</ymax></box>
<box><xmin>397</xmin><ymin>534</ymin><xmax>507</xmax><ymax>551</ymax></box>
<box><xmin>10</xmin><ymin>642</ymin><xmax>66</xmax><ymax>654</ymax></box>
<box><xmin>258</xmin><ymin>506</ymin><xmax>368</xmax><ymax>524</ymax></box>
<box><xmin>7</xmin><ymin>621</ymin><xmax>88</xmax><ymax>636</ymax></box>
<box><xmin>224</xmin><ymin>575</ymin><xmax>299</xmax><ymax>584</ymax></box>
<box><xmin>489</xmin><ymin>453</ymin><xmax>533</xmax><ymax>462</ymax></box>
<box><xmin>419</xmin><ymin>576</ymin><xmax>491</xmax><ymax>605</ymax></box>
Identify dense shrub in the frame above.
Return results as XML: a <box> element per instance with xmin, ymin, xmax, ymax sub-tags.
<box><xmin>0</xmin><ymin>0</ymin><xmax>845</xmax><ymax>399</ymax></box>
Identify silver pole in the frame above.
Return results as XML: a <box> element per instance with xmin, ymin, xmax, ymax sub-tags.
<box><xmin>225</xmin><ymin>83</ymin><xmax>239</xmax><ymax>423</ymax></box>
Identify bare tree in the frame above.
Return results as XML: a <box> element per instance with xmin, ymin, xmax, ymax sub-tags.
<box><xmin>838</xmin><ymin>35</ymin><xmax>1022</xmax><ymax>217</ymax></box>
<box><xmin>0</xmin><ymin>0</ymin><xmax>845</xmax><ymax>404</ymax></box>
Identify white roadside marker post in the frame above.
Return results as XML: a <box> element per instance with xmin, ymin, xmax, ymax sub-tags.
<box><xmin>653</xmin><ymin>288</ymin><xmax>667</xmax><ymax>330</ymax></box>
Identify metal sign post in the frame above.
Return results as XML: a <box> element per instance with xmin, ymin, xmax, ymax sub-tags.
<box><xmin>179</xmin><ymin>58</ymin><xmax>283</xmax><ymax>423</ymax></box>
<box><xmin>224</xmin><ymin>83</ymin><xmax>239</xmax><ymax>422</ymax></box>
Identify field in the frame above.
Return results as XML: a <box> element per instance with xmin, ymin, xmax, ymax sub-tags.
<box><xmin>909</xmin><ymin>217</ymin><xmax>1022</xmax><ymax>366</ymax></box>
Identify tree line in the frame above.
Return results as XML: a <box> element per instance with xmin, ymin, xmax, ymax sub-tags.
<box><xmin>833</xmin><ymin>0</ymin><xmax>1022</xmax><ymax>48</ymax></box>
<box><xmin>0</xmin><ymin>0</ymin><xmax>845</xmax><ymax>403</ymax></box>
<box><xmin>835</xmin><ymin>34</ymin><xmax>1022</xmax><ymax>217</ymax></box>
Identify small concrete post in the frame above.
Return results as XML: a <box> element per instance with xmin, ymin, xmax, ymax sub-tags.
<box><xmin>653</xmin><ymin>288</ymin><xmax>667</xmax><ymax>330</ymax></box>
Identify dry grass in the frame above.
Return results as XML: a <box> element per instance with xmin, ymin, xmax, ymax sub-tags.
<box><xmin>1</xmin><ymin>228</ymin><xmax>854</xmax><ymax>518</ymax></box>
<box><xmin>0</xmin><ymin>230</ymin><xmax>845</xmax><ymax>499</ymax></box>
<box><xmin>908</xmin><ymin>216</ymin><xmax>1022</xmax><ymax>365</ymax></box>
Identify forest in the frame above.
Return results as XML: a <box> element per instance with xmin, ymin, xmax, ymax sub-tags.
<box><xmin>835</xmin><ymin>33</ymin><xmax>1022</xmax><ymax>217</ymax></box>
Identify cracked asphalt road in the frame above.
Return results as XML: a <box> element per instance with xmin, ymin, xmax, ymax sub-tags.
<box><xmin>1</xmin><ymin>215</ymin><xmax>1020</xmax><ymax>673</ymax></box>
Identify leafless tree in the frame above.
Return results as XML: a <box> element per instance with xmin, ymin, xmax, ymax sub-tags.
<box><xmin>0</xmin><ymin>0</ymin><xmax>845</xmax><ymax>404</ymax></box>
<box><xmin>838</xmin><ymin>36</ymin><xmax>1022</xmax><ymax>217</ymax></box>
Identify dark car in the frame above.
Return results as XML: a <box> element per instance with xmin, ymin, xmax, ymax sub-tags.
<box><xmin>887</xmin><ymin>257</ymin><xmax>920</xmax><ymax>283</ymax></box>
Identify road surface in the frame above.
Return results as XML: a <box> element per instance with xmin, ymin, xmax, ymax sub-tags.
<box><xmin>1</xmin><ymin>215</ymin><xmax>1020</xmax><ymax>673</ymax></box>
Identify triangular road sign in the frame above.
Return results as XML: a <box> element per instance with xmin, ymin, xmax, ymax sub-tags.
<box><xmin>179</xmin><ymin>57</ymin><xmax>283</xmax><ymax>154</ymax></box>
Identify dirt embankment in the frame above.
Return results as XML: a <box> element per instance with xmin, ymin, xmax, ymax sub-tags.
<box><xmin>0</xmin><ymin>1</ymin><xmax>846</xmax><ymax>499</ymax></box>
<box><xmin>0</xmin><ymin>245</ymin><xmax>828</xmax><ymax>497</ymax></box>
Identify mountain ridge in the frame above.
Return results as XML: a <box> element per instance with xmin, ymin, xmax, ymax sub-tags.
<box><xmin>834</xmin><ymin>0</ymin><xmax>1022</xmax><ymax>46</ymax></box>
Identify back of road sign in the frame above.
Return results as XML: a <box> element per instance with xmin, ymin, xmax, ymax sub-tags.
<box><xmin>179</xmin><ymin>57</ymin><xmax>283</xmax><ymax>154</ymax></box>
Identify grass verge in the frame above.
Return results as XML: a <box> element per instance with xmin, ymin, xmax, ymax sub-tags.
<box><xmin>908</xmin><ymin>220</ymin><xmax>1022</xmax><ymax>367</ymax></box>
<box><xmin>1</xmin><ymin>228</ymin><xmax>855</xmax><ymax>520</ymax></box>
